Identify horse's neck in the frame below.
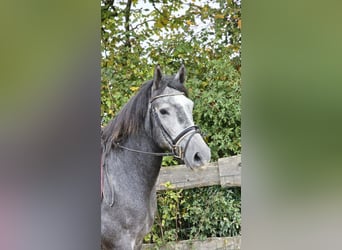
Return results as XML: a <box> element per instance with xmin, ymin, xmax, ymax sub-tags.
<box><xmin>117</xmin><ymin>133</ymin><xmax>163</xmax><ymax>191</ymax></box>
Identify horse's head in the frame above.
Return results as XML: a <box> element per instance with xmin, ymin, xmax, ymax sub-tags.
<box><xmin>148</xmin><ymin>65</ymin><xmax>211</xmax><ymax>169</ymax></box>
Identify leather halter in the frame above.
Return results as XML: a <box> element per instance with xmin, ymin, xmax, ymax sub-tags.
<box><xmin>115</xmin><ymin>93</ymin><xmax>202</xmax><ymax>159</ymax></box>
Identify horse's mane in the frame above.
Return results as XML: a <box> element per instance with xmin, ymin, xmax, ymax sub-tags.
<box><xmin>101</xmin><ymin>74</ymin><xmax>188</xmax><ymax>148</ymax></box>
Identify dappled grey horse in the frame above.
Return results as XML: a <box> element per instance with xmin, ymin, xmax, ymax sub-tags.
<box><xmin>101</xmin><ymin>65</ymin><xmax>211</xmax><ymax>249</ymax></box>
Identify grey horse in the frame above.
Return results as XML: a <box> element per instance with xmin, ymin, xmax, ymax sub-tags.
<box><xmin>101</xmin><ymin>65</ymin><xmax>211</xmax><ymax>249</ymax></box>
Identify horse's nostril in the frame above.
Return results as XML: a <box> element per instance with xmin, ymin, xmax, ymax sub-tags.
<box><xmin>194</xmin><ymin>152</ymin><xmax>202</xmax><ymax>162</ymax></box>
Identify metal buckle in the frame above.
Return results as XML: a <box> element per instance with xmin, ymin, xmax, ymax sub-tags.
<box><xmin>173</xmin><ymin>145</ymin><xmax>183</xmax><ymax>159</ymax></box>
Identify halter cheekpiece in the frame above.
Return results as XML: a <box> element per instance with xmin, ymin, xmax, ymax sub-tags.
<box><xmin>114</xmin><ymin>93</ymin><xmax>202</xmax><ymax>159</ymax></box>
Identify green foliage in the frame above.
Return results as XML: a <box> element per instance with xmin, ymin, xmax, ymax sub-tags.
<box><xmin>101</xmin><ymin>0</ymin><xmax>241</xmax><ymax>125</ymax></box>
<box><xmin>161</xmin><ymin>156</ymin><xmax>179</xmax><ymax>166</ymax></box>
<box><xmin>188</xmin><ymin>55</ymin><xmax>241</xmax><ymax>160</ymax></box>
<box><xmin>101</xmin><ymin>0</ymin><xmax>242</xmax><ymax>245</ymax></box>
<box><xmin>144</xmin><ymin>186</ymin><xmax>241</xmax><ymax>245</ymax></box>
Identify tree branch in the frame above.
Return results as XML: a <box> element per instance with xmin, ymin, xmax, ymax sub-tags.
<box><xmin>124</xmin><ymin>0</ymin><xmax>132</xmax><ymax>48</ymax></box>
<box><xmin>151</xmin><ymin>0</ymin><xmax>163</xmax><ymax>16</ymax></box>
<box><xmin>131</xmin><ymin>19</ymin><xmax>155</xmax><ymax>31</ymax></box>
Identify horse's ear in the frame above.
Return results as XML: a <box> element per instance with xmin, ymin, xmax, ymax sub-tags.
<box><xmin>152</xmin><ymin>65</ymin><xmax>163</xmax><ymax>91</ymax></box>
<box><xmin>174</xmin><ymin>64</ymin><xmax>186</xmax><ymax>84</ymax></box>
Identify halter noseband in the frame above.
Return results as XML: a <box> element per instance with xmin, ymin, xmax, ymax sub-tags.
<box><xmin>115</xmin><ymin>93</ymin><xmax>202</xmax><ymax>159</ymax></box>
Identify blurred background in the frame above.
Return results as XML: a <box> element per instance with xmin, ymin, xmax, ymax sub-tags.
<box><xmin>1</xmin><ymin>0</ymin><xmax>342</xmax><ymax>249</ymax></box>
<box><xmin>101</xmin><ymin>0</ymin><xmax>241</xmax><ymax>245</ymax></box>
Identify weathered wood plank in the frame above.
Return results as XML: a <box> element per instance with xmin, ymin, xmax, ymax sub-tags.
<box><xmin>156</xmin><ymin>155</ymin><xmax>241</xmax><ymax>191</ymax></box>
<box><xmin>142</xmin><ymin>236</ymin><xmax>241</xmax><ymax>250</ymax></box>
<box><xmin>156</xmin><ymin>161</ymin><xmax>220</xmax><ymax>191</ymax></box>
<box><xmin>218</xmin><ymin>155</ymin><xmax>241</xmax><ymax>187</ymax></box>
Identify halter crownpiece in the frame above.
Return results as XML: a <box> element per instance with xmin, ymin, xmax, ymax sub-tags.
<box><xmin>149</xmin><ymin>93</ymin><xmax>185</xmax><ymax>103</ymax></box>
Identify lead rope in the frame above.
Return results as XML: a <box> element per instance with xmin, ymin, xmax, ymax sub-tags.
<box><xmin>101</xmin><ymin>144</ymin><xmax>115</xmax><ymax>207</ymax></box>
<box><xmin>112</xmin><ymin>107</ymin><xmax>201</xmax><ymax>159</ymax></box>
<box><xmin>101</xmin><ymin>156</ymin><xmax>103</xmax><ymax>199</ymax></box>
<box><xmin>114</xmin><ymin>142</ymin><xmax>174</xmax><ymax>156</ymax></box>
<box><xmin>105</xmin><ymin>160</ymin><xmax>115</xmax><ymax>207</ymax></box>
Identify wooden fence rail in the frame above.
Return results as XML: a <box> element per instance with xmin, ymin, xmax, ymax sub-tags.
<box><xmin>143</xmin><ymin>236</ymin><xmax>241</xmax><ymax>250</ymax></box>
<box><xmin>156</xmin><ymin>155</ymin><xmax>241</xmax><ymax>191</ymax></box>
<box><xmin>143</xmin><ymin>155</ymin><xmax>242</xmax><ymax>249</ymax></box>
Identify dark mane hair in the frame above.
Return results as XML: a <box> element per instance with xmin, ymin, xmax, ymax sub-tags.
<box><xmin>101</xmin><ymin>75</ymin><xmax>188</xmax><ymax>147</ymax></box>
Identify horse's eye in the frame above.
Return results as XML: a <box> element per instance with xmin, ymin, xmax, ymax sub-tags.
<box><xmin>159</xmin><ymin>109</ymin><xmax>169</xmax><ymax>115</ymax></box>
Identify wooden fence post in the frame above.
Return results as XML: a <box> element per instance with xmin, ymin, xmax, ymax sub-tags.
<box><xmin>218</xmin><ymin>155</ymin><xmax>241</xmax><ymax>187</ymax></box>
